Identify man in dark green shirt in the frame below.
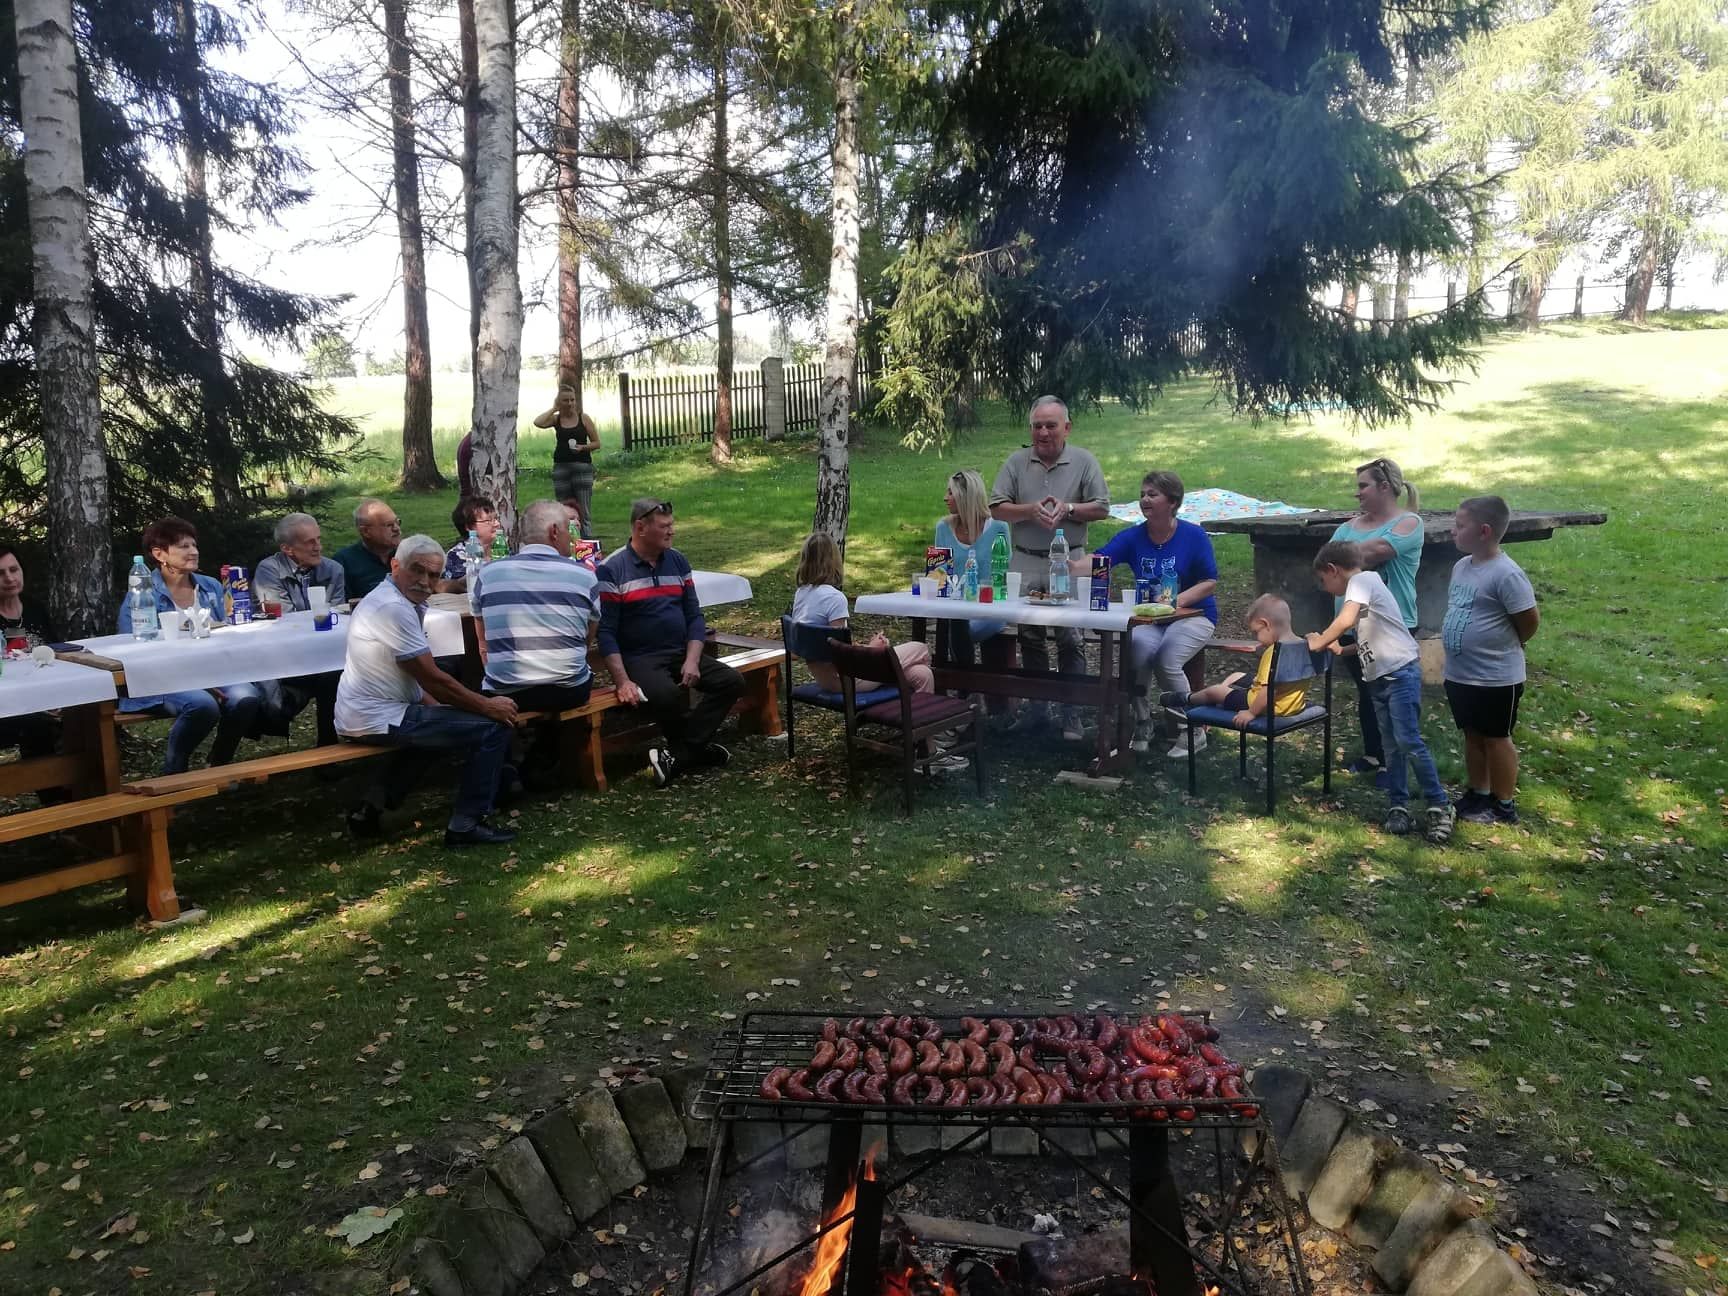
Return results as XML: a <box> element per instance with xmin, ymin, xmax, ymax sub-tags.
<box><xmin>333</xmin><ymin>498</ymin><xmax>402</xmax><ymax>601</ymax></box>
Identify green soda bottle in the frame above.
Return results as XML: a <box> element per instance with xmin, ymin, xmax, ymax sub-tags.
<box><xmin>990</xmin><ymin>530</ymin><xmax>1010</xmax><ymax>601</ymax></box>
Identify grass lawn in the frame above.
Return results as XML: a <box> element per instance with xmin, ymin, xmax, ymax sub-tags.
<box><xmin>2</xmin><ymin>319</ymin><xmax>1724</xmax><ymax>1295</ymax></box>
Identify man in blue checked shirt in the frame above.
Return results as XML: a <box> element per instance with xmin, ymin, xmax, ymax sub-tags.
<box><xmin>472</xmin><ymin>499</ymin><xmax>599</xmax><ymax>785</ymax></box>
<box><xmin>595</xmin><ymin>498</ymin><xmax>743</xmax><ymax>788</ymax></box>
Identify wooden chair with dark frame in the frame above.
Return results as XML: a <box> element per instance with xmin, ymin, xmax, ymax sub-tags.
<box><xmin>779</xmin><ymin>615</ymin><xmax>900</xmax><ymax>762</ymax></box>
<box><xmin>1176</xmin><ymin>640</ymin><xmax>1333</xmax><ymax>814</ymax></box>
<box><xmin>826</xmin><ymin>638</ymin><xmax>987</xmax><ymax>815</ymax></box>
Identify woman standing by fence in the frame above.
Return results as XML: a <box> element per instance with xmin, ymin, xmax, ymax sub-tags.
<box><xmin>535</xmin><ymin>384</ymin><xmax>600</xmax><ymax>539</ymax></box>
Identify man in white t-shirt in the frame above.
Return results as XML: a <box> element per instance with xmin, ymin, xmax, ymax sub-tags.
<box><xmin>337</xmin><ymin>533</ymin><xmax>521</xmax><ymax>847</ymax></box>
<box><xmin>1307</xmin><ymin>539</ymin><xmax>1455</xmax><ymax>844</ymax></box>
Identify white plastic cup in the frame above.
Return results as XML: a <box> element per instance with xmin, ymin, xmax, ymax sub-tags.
<box><xmin>1119</xmin><ymin>588</ymin><xmax>1137</xmax><ymax>608</ymax></box>
<box><xmin>309</xmin><ymin>585</ymin><xmax>329</xmax><ymax>611</ymax></box>
<box><xmin>920</xmin><ymin>580</ymin><xmax>939</xmax><ymax>600</ymax></box>
<box><xmin>1005</xmin><ymin>572</ymin><xmax>1023</xmax><ymax>601</ymax></box>
<box><xmin>1073</xmin><ymin>577</ymin><xmax>1092</xmax><ymax>608</ymax></box>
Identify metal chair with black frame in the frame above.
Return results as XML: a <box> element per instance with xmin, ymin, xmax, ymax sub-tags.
<box><xmin>826</xmin><ymin>637</ymin><xmax>987</xmax><ymax>815</ymax></box>
<box><xmin>1179</xmin><ymin>640</ymin><xmax>1333</xmax><ymax>814</ymax></box>
<box><xmin>778</xmin><ymin>615</ymin><xmax>900</xmax><ymax>762</ymax></box>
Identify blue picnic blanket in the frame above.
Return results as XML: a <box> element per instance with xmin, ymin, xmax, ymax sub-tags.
<box><xmin>1108</xmin><ymin>487</ymin><xmax>1316</xmax><ymax>526</ymax></box>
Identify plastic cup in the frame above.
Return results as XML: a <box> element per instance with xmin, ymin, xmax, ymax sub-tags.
<box><xmin>309</xmin><ymin>585</ymin><xmax>329</xmax><ymax>611</ymax></box>
<box><xmin>1074</xmin><ymin>577</ymin><xmax>1092</xmax><ymax>607</ymax></box>
<box><xmin>978</xmin><ymin>586</ymin><xmax>993</xmax><ymax>604</ymax></box>
<box><xmin>1119</xmin><ymin>588</ymin><xmax>1137</xmax><ymax>607</ymax></box>
<box><xmin>1005</xmin><ymin>572</ymin><xmax>1023</xmax><ymax>601</ymax></box>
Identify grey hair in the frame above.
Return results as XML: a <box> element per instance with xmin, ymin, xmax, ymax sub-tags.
<box><xmin>275</xmin><ymin>511</ymin><xmax>318</xmax><ymax>546</ymax></box>
<box><xmin>353</xmin><ymin>497</ymin><xmax>387</xmax><ymax>529</ymax></box>
<box><xmin>394</xmin><ymin>534</ymin><xmax>444</xmax><ymax>567</ymax></box>
<box><xmin>520</xmin><ymin>498</ymin><xmax>567</xmax><ymax>541</ymax></box>
<box><xmin>1029</xmin><ymin>395</ymin><xmax>1069</xmax><ymax>422</ymax></box>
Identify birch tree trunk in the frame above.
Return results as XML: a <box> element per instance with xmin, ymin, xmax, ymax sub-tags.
<box><xmin>556</xmin><ymin>0</ymin><xmax>582</xmax><ymax>406</ymax></box>
<box><xmin>813</xmin><ymin>14</ymin><xmax>859</xmax><ymax>550</ymax></box>
<box><xmin>458</xmin><ymin>0</ymin><xmax>483</xmax><ymax>381</ymax></box>
<box><xmin>174</xmin><ymin>0</ymin><xmax>242</xmax><ymax>510</ymax></box>
<box><xmin>710</xmin><ymin>24</ymin><xmax>734</xmax><ymax>467</ymax></box>
<box><xmin>468</xmin><ymin>0</ymin><xmax>521</xmax><ymax>533</ymax></box>
<box><xmin>386</xmin><ymin>0</ymin><xmax>443</xmax><ymax>491</ymax></box>
<box><xmin>15</xmin><ymin>0</ymin><xmax>109</xmax><ymax>635</ymax></box>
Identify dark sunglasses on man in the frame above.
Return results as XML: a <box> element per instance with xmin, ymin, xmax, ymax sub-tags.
<box><xmin>630</xmin><ymin>498</ymin><xmax>674</xmax><ymax>522</ymax></box>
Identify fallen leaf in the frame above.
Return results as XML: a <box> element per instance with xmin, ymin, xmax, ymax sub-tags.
<box><xmin>328</xmin><ymin>1206</ymin><xmax>403</xmax><ymax>1247</ymax></box>
<box><xmin>357</xmin><ymin>1161</ymin><xmax>383</xmax><ymax>1182</ymax></box>
<box><xmin>232</xmin><ymin>1228</ymin><xmax>255</xmax><ymax>1245</ymax></box>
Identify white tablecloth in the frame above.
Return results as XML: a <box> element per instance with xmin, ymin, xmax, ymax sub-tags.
<box><xmin>0</xmin><ymin>657</ymin><xmax>119</xmax><ymax>719</ymax></box>
<box><xmin>80</xmin><ymin>571</ymin><xmax>752</xmax><ymax>698</ymax></box>
<box><xmin>80</xmin><ymin>609</ymin><xmax>465</xmax><ymax>697</ymax></box>
<box><xmin>854</xmin><ymin>591</ymin><xmax>1135</xmax><ymax>633</ymax></box>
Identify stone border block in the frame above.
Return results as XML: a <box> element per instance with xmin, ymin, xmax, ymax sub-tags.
<box><xmin>571</xmin><ymin>1088</ymin><xmax>647</xmax><ymax>1196</ymax></box>
<box><xmin>656</xmin><ymin>1065</ymin><xmax>712</xmax><ymax>1149</ymax></box>
<box><xmin>392</xmin><ymin>1236</ymin><xmax>467</xmax><ymax>1296</ymax></box>
<box><xmin>490</xmin><ymin>1136</ymin><xmax>575</xmax><ymax>1248</ymax></box>
<box><xmin>1351</xmin><ymin>1148</ymin><xmax>1440</xmax><ymax>1252</ymax></box>
<box><xmin>1308</xmin><ymin>1124</ymin><xmax>1393</xmax><ymax>1232</ymax></box>
<box><xmin>524</xmin><ymin>1109</ymin><xmax>610</xmax><ymax>1224</ymax></box>
<box><xmin>615</xmin><ymin>1078</ymin><xmax>688</xmax><ymax>1172</ymax></box>
<box><xmin>1373</xmin><ymin>1180</ymin><xmax>1476</xmax><ymax>1291</ymax></box>
<box><xmin>1407</xmin><ymin>1220</ymin><xmax>1499</xmax><ymax>1296</ymax></box>
<box><xmin>728</xmin><ymin>1117</ymin><xmax>787</xmax><ymax>1173</ymax></box>
<box><xmin>1452</xmin><ymin>1250</ymin><xmax>1539</xmax><ymax>1296</ymax></box>
<box><xmin>1250</xmin><ymin>1063</ymin><xmax>1311</xmax><ymax>1144</ymax></box>
<box><xmin>990</xmin><ymin>1124</ymin><xmax>1041</xmax><ymax>1157</ymax></box>
<box><xmin>785</xmin><ymin>1121</ymin><xmax>831</xmax><ymax>1171</ymax></box>
<box><xmin>440</xmin><ymin>1168</ymin><xmax>544</xmax><ymax>1296</ymax></box>
<box><xmin>1043</xmin><ymin>1124</ymin><xmax>1096</xmax><ymax>1160</ymax></box>
<box><xmin>1279</xmin><ymin>1094</ymin><xmax>1349</xmax><ymax>1200</ymax></box>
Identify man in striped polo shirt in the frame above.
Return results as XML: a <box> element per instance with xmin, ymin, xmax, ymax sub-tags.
<box><xmin>473</xmin><ymin>499</ymin><xmax>599</xmax><ymax>784</ymax></box>
<box><xmin>596</xmin><ymin>498</ymin><xmax>743</xmax><ymax>787</ymax></box>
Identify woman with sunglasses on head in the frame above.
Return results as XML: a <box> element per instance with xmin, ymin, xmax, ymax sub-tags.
<box><xmin>1330</xmin><ymin>457</ymin><xmax>1423</xmax><ymax>779</ymax></box>
<box><xmin>933</xmin><ymin>469</ymin><xmax>1011</xmax><ymax>668</ymax></box>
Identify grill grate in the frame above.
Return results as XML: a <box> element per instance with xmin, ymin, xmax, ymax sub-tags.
<box><xmin>694</xmin><ymin>1009</ymin><xmax>1264</xmax><ymax>1131</ymax></box>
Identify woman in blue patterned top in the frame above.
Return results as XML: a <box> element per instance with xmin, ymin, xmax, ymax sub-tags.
<box><xmin>933</xmin><ymin>469</ymin><xmax>1010</xmax><ymax>668</ymax></box>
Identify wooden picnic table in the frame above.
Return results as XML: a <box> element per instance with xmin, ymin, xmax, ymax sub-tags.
<box><xmin>854</xmin><ymin>591</ymin><xmax>1203</xmax><ymax>776</ymax></box>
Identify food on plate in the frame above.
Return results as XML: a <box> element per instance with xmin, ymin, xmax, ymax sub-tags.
<box><xmin>1131</xmin><ymin>602</ymin><xmax>1177</xmax><ymax>619</ymax></box>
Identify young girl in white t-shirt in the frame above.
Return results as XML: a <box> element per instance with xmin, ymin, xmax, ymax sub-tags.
<box><xmin>792</xmin><ymin>533</ymin><xmax>934</xmax><ymax>695</ymax></box>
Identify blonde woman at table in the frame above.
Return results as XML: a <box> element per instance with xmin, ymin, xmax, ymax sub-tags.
<box><xmin>115</xmin><ymin>517</ymin><xmax>263</xmax><ymax>774</ymax></box>
<box><xmin>790</xmin><ymin>533</ymin><xmax>966</xmax><ymax>772</ymax></box>
<box><xmin>933</xmin><ymin>469</ymin><xmax>1010</xmax><ymax>669</ymax></box>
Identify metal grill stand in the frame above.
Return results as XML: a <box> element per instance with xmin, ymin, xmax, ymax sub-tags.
<box><xmin>683</xmin><ymin>1013</ymin><xmax>1312</xmax><ymax>1296</ymax></box>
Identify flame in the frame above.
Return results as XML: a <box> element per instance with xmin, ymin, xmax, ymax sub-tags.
<box><xmin>795</xmin><ymin>1144</ymin><xmax>882</xmax><ymax>1296</ymax></box>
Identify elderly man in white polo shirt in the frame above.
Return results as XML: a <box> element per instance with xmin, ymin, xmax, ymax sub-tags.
<box><xmin>337</xmin><ymin>534</ymin><xmax>521</xmax><ymax>847</ymax></box>
<box><xmin>989</xmin><ymin>395</ymin><xmax>1111</xmax><ymax>739</ymax></box>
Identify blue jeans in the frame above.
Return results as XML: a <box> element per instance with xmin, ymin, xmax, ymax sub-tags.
<box><xmin>354</xmin><ymin>703</ymin><xmax>512</xmax><ymax>830</ymax></box>
<box><xmin>1368</xmin><ymin>662</ymin><xmax>1446</xmax><ymax>807</ymax></box>
<box><xmin>120</xmin><ymin>685</ymin><xmax>263</xmax><ymax>774</ymax></box>
<box><xmin>943</xmin><ymin>617</ymin><xmax>1004</xmax><ymax>668</ymax></box>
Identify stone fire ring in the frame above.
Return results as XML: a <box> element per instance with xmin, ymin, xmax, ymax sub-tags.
<box><xmin>391</xmin><ymin>1063</ymin><xmax>1538</xmax><ymax>1296</ymax></box>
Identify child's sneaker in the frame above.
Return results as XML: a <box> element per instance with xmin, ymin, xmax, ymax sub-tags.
<box><xmin>1344</xmin><ymin>755</ymin><xmax>1383</xmax><ymax>776</ymax></box>
<box><xmin>1456</xmin><ymin>790</ymin><xmax>1495</xmax><ymax>824</ymax></box>
<box><xmin>1425</xmin><ymin>802</ymin><xmax>1457</xmax><ymax>844</ymax></box>
<box><xmin>1491</xmin><ymin>800</ymin><xmax>1521</xmax><ymax>825</ymax></box>
<box><xmin>1381</xmin><ymin>806</ymin><xmax>1413</xmax><ymax>835</ymax></box>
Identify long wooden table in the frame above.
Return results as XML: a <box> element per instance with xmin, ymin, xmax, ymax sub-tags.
<box><xmin>852</xmin><ymin>592</ymin><xmax>1202</xmax><ymax>776</ymax></box>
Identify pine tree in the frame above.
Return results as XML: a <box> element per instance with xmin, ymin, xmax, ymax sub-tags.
<box><xmin>877</xmin><ymin>0</ymin><xmax>1498</xmax><ymax>446</ymax></box>
<box><xmin>0</xmin><ymin>0</ymin><xmax>357</xmax><ymax>622</ymax></box>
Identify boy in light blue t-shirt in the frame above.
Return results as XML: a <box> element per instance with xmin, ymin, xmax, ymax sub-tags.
<box><xmin>1443</xmin><ymin>495</ymin><xmax>1539</xmax><ymax>826</ymax></box>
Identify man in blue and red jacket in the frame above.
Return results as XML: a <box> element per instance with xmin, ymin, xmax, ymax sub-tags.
<box><xmin>596</xmin><ymin>498</ymin><xmax>743</xmax><ymax>787</ymax></box>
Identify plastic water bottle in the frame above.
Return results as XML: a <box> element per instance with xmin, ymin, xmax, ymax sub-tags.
<box><xmin>490</xmin><ymin>529</ymin><xmax>508</xmax><ymax>563</ymax></box>
<box><xmin>962</xmin><ymin>554</ymin><xmax>980</xmax><ymax>602</ymax></box>
<box><xmin>990</xmin><ymin>531</ymin><xmax>1010</xmax><ymax>601</ymax></box>
<box><xmin>127</xmin><ymin>556</ymin><xmax>160</xmax><ymax>641</ymax></box>
<box><xmin>1048</xmin><ymin>528</ymin><xmax>1071</xmax><ymax>600</ymax></box>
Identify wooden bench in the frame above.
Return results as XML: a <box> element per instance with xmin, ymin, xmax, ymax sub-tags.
<box><xmin>123</xmin><ymin>742</ymin><xmax>392</xmax><ymax>797</ymax></box>
<box><xmin>0</xmin><ymin>785</ymin><xmax>221</xmax><ymax>922</ymax></box>
<box><xmin>539</xmin><ymin>645</ymin><xmax>784</xmax><ymax>793</ymax></box>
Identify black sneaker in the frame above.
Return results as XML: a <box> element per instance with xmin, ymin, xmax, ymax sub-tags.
<box><xmin>648</xmin><ymin>746</ymin><xmax>678</xmax><ymax>788</ymax></box>
<box><xmin>1382</xmin><ymin>806</ymin><xmax>1413</xmax><ymax>835</ymax></box>
<box><xmin>1158</xmin><ymin>690</ymin><xmax>1191</xmax><ymax>711</ymax></box>
<box><xmin>702</xmin><ymin>742</ymin><xmax>732</xmax><ymax>768</ymax></box>
<box><xmin>1491</xmin><ymin>800</ymin><xmax>1521</xmax><ymax>825</ymax></box>
<box><xmin>444</xmin><ymin>819</ymin><xmax>517</xmax><ymax>848</ymax></box>
<box><xmin>1459</xmin><ymin>802</ymin><xmax>1496</xmax><ymax>825</ymax></box>
<box><xmin>346</xmin><ymin>804</ymin><xmax>384</xmax><ymax>840</ymax></box>
<box><xmin>1454</xmin><ymin>788</ymin><xmax>1490</xmax><ymax>813</ymax></box>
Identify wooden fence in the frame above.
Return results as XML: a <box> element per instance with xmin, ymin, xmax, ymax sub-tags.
<box><xmin>620</xmin><ymin>360</ymin><xmax>884</xmax><ymax>451</ymax></box>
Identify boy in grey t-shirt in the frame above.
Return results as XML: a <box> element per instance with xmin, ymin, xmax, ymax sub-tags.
<box><xmin>1443</xmin><ymin>495</ymin><xmax>1540</xmax><ymax>825</ymax></box>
